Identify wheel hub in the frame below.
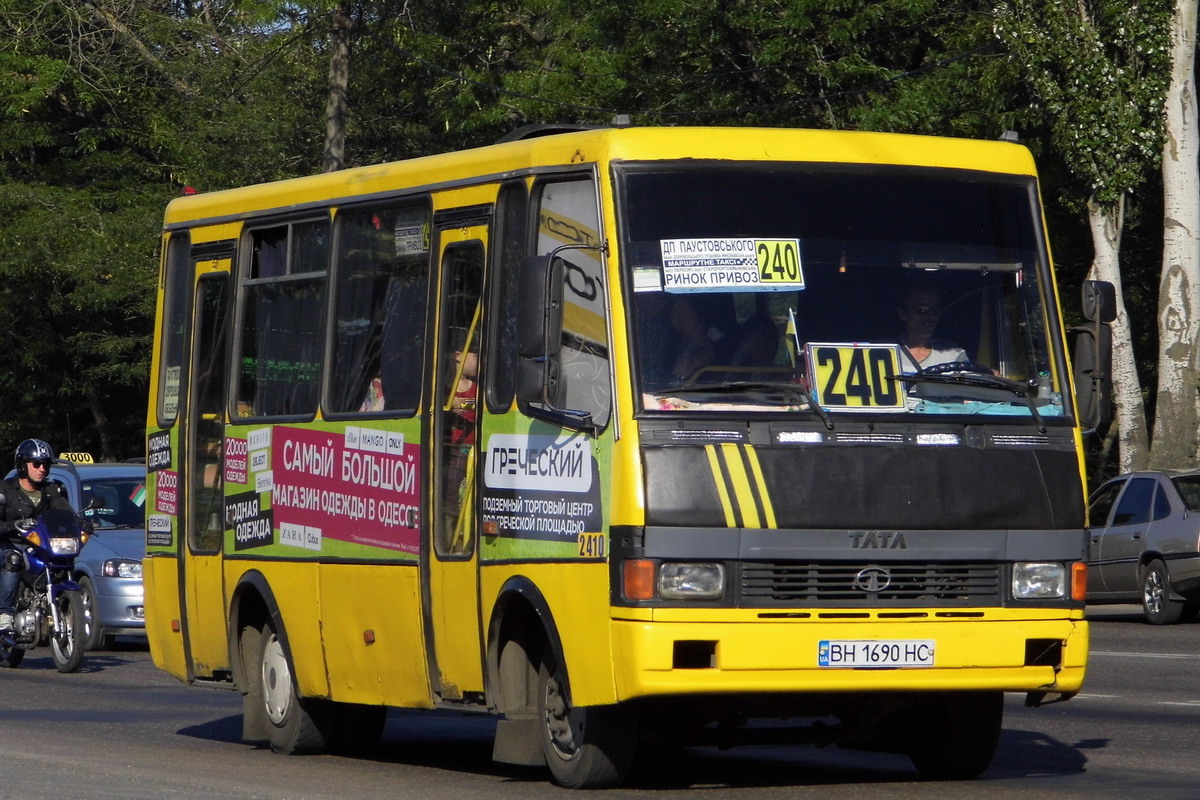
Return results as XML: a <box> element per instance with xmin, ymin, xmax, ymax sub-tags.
<box><xmin>262</xmin><ymin>634</ymin><xmax>293</xmax><ymax>726</ymax></box>
<box><xmin>543</xmin><ymin>672</ymin><xmax>580</xmax><ymax>760</ymax></box>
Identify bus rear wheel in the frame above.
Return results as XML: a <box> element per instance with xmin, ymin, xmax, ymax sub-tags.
<box><xmin>256</xmin><ymin>621</ymin><xmax>332</xmax><ymax>754</ymax></box>
<box><xmin>537</xmin><ymin>651</ymin><xmax>636</xmax><ymax>789</ymax></box>
<box><xmin>908</xmin><ymin>691</ymin><xmax>1003</xmax><ymax>780</ymax></box>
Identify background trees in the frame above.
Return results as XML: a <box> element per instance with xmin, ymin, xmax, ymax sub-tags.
<box><xmin>0</xmin><ymin>1</ymin><xmax>1186</xmax><ymax>480</ymax></box>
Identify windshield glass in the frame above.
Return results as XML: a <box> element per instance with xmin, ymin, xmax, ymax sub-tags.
<box><xmin>618</xmin><ymin>163</ymin><xmax>1064</xmax><ymax>421</ymax></box>
<box><xmin>82</xmin><ymin>476</ymin><xmax>148</xmax><ymax>529</ymax></box>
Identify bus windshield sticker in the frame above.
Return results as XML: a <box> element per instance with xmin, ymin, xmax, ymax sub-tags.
<box><xmin>806</xmin><ymin>343</ymin><xmax>908</xmax><ymax>412</ymax></box>
<box><xmin>659</xmin><ymin>237</ymin><xmax>804</xmax><ymax>293</ymax></box>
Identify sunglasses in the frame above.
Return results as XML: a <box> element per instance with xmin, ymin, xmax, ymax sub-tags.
<box><xmin>28</xmin><ymin>460</ymin><xmax>51</xmax><ymax>469</ymax></box>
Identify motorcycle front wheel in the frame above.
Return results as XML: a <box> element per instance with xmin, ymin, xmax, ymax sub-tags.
<box><xmin>51</xmin><ymin>589</ymin><xmax>86</xmax><ymax>673</ymax></box>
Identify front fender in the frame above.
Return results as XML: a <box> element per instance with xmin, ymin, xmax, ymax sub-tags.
<box><xmin>49</xmin><ymin>580</ymin><xmax>83</xmax><ymax>601</ymax></box>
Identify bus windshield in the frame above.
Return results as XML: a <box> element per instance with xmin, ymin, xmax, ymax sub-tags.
<box><xmin>617</xmin><ymin>163</ymin><xmax>1063</xmax><ymax>420</ymax></box>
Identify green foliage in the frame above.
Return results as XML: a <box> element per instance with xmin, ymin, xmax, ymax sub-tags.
<box><xmin>994</xmin><ymin>0</ymin><xmax>1172</xmax><ymax>206</ymax></box>
<box><xmin>0</xmin><ymin>0</ymin><xmax>1176</xmax><ymax>461</ymax></box>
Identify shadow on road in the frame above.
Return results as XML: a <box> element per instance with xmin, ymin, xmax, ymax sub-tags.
<box><xmin>172</xmin><ymin>706</ymin><xmax>1096</xmax><ymax>789</ymax></box>
<box><xmin>179</xmin><ymin>714</ymin><xmax>247</xmax><ymax>745</ymax></box>
<box><xmin>988</xmin><ymin>727</ymin><xmax>1096</xmax><ymax>778</ymax></box>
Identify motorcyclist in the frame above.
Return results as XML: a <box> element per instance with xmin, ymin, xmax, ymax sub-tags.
<box><xmin>0</xmin><ymin>439</ymin><xmax>74</xmax><ymax>632</ymax></box>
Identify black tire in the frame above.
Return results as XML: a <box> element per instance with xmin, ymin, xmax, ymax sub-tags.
<box><xmin>51</xmin><ymin>589</ymin><xmax>87</xmax><ymax>673</ymax></box>
<box><xmin>1142</xmin><ymin>559</ymin><xmax>1184</xmax><ymax>625</ymax></box>
<box><xmin>538</xmin><ymin>650</ymin><xmax>637</xmax><ymax>789</ymax></box>
<box><xmin>78</xmin><ymin>575</ymin><xmax>102</xmax><ymax>651</ymax></box>
<box><xmin>0</xmin><ymin>636</ymin><xmax>23</xmax><ymax>668</ymax></box>
<box><xmin>909</xmin><ymin>691</ymin><xmax>1003</xmax><ymax>780</ymax></box>
<box><xmin>255</xmin><ymin>620</ymin><xmax>331</xmax><ymax>754</ymax></box>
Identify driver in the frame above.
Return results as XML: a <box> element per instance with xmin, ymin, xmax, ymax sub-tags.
<box><xmin>897</xmin><ymin>286</ymin><xmax>968</xmax><ymax>372</ymax></box>
<box><xmin>0</xmin><ymin>439</ymin><xmax>74</xmax><ymax>633</ymax></box>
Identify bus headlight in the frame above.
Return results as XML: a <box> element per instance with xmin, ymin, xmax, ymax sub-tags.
<box><xmin>659</xmin><ymin>563</ymin><xmax>725</xmax><ymax>600</ymax></box>
<box><xmin>1013</xmin><ymin>562</ymin><xmax>1066</xmax><ymax>599</ymax></box>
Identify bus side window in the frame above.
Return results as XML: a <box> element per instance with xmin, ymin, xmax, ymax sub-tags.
<box><xmin>237</xmin><ymin>219</ymin><xmax>329</xmax><ymax>418</ymax></box>
<box><xmin>485</xmin><ymin>181</ymin><xmax>529</xmax><ymax>412</ymax></box>
<box><xmin>328</xmin><ymin>200</ymin><xmax>432</xmax><ymax>415</ymax></box>
<box><xmin>157</xmin><ymin>231</ymin><xmax>191</xmax><ymax>426</ymax></box>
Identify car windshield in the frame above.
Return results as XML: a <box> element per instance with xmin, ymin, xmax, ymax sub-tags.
<box><xmin>82</xmin><ymin>476</ymin><xmax>147</xmax><ymax>529</ymax></box>
<box><xmin>1171</xmin><ymin>475</ymin><xmax>1200</xmax><ymax>511</ymax></box>
<box><xmin>617</xmin><ymin>163</ymin><xmax>1064</xmax><ymax>421</ymax></box>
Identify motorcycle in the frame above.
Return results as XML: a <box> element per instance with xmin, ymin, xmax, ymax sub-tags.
<box><xmin>0</xmin><ymin>508</ymin><xmax>91</xmax><ymax>672</ymax></box>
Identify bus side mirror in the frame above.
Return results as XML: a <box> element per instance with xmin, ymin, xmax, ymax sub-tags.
<box><xmin>515</xmin><ymin>255</ymin><xmax>564</xmax><ymax>406</ymax></box>
<box><xmin>1071</xmin><ymin>279</ymin><xmax>1114</xmax><ymax>434</ymax></box>
<box><xmin>1081</xmin><ymin>279</ymin><xmax>1117</xmax><ymax>324</ymax></box>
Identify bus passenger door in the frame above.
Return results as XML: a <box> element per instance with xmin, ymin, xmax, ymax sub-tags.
<box><xmin>181</xmin><ymin>271</ymin><xmax>233</xmax><ymax>679</ymax></box>
<box><xmin>425</xmin><ymin>226</ymin><xmax>486</xmax><ymax>700</ymax></box>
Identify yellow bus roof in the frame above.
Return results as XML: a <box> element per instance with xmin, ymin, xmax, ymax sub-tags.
<box><xmin>163</xmin><ymin>127</ymin><xmax>1038</xmax><ymax>228</ymax></box>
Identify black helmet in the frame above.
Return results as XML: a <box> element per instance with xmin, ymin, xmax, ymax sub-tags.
<box><xmin>14</xmin><ymin>439</ymin><xmax>54</xmax><ymax>480</ymax></box>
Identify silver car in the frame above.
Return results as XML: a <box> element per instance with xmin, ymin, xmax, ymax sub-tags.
<box><xmin>1086</xmin><ymin>470</ymin><xmax>1200</xmax><ymax>624</ymax></box>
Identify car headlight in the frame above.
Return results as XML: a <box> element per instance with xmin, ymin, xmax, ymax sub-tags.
<box><xmin>103</xmin><ymin>559</ymin><xmax>143</xmax><ymax>579</ymax></box>
<box><xmin>659</xmin><ymin>562</ymin><xmax>725</xmax><ymax>600</ymax></box>
<box><xmin>1013</xmin><ymin>562</ymin><xmax>1066</xmax><ymax>599</ymax></box>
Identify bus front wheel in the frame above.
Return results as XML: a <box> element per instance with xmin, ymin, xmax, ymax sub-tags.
<box><xmin>908</xmin><ymin>691</ymin><xmax>1003</xmax><ymax>780</ymax></box>
<box><xmin>537</xmin><ymin>651</ymin><xmax>636</xmax><ymax>789</ymax></box>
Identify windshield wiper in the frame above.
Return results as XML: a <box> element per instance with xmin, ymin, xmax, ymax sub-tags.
<box><xmin>889</xmin><ymin>372</ymin><xmax>1046</xmax><ymax>432</ymax></box>
<box><xmin>893</xmin><ymin>371</ymin><xmax>1027</xmax><ymax>394</ymax></box>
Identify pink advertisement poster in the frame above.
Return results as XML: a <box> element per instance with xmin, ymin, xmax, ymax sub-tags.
<box><xmin>267</xmin><ymin>425</ymin><xmax>421</xmax><ymax>554</ymax></box>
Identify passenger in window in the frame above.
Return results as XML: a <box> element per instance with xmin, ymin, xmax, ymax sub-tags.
<box><xmin>359</xmin><ymin>374</ymin><xmax>385</xmax><ymax>413</ymax></box>
<box><xmin>448</xmin><ymin>348</ymin><xmax>478</xmax><ymax>446</ymax></box>
<box><xmin>636</xmin><ymin>291</ymin><xmax>715</xmax><ymax>388</ymax></box>
<box><xmin>897</xmin><ymin>286</ymin><xmax>968</xmax><ymax>371</ymax></box>
<box><xmin>726</xmin><ymin>313</ymin><xmax>780</xmax><ymax>367</ymax></box>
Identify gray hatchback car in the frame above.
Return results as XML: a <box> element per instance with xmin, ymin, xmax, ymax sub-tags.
<box><xmin>1086</xmin><ymin>470</ymin><xmax>1200</xmax><ymax>624</ymax></box>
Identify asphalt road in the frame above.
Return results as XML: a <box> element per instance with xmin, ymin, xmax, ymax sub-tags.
<box><xmin>0</xmin><ymin>605</ymin><xmax>1197</xmax><ymax>799</ymax></box>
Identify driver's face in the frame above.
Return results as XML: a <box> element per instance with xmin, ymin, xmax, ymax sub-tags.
<box><xmin>25</xmin><ymin>460</ymin><xmax>50</xmax><ymax>480</ymax></box>
<box><xmin>900</xmin><ymin>290</ymin><xmax>942</xmax><ymax>337</ymax></box>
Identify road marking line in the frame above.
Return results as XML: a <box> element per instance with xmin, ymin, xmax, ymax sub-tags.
<box><xmin>1090</xmin><ymin>650</ymin><xmax>1198</xmax><ymax>659</ymax></box>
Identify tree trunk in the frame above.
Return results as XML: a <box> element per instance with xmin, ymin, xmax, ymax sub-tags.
<box><xmin>1088</xmin><ymin>195</ymin><xmax>1149</xmax><ymax>473</ymax></box>
<box><xmin>84</xmin><ymin>385</ymin><xmax>116</xmax><ymax>462</ymax></box>
<box><xmin>1150</xmin><ymin>0</ymin><xmax>1200</xmax><ymax>469</ymax></box>
<box><xmin>322</xmin><ymin>4</ymin><xmax>351</xmax><ymax>173</ymax></box>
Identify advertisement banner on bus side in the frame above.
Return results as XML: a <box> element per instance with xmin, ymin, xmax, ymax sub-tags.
<box><xmin>223</xmin><ymin>424</ymin><xmax>422</xmax><ymax>557</ymax></box>
<box><xmin>480</xmin><ymin>432</ymin><xmax>603</xmax><ymax>545</ymax></box>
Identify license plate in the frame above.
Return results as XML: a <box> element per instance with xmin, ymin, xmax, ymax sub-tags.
<box><xmin>818</xmin><ymin>639</ymin><xmax>935</xmax><ymax>668</ymax></box>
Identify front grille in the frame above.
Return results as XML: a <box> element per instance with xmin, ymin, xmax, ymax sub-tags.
<box><xmin>740</xmin><ymin>561</ymin><xmax>1003</xmax><ymax>606</ymax></box>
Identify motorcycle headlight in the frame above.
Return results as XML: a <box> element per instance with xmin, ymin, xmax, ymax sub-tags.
<box><xmin>49</xmin><ymin>537</ymin><xmax>80</xmax><ymax>555</ymax></box>
<box><xmin>103</xmin><ymin>558</ymin><xmax>142</xmax><ymax>579</ymax></box>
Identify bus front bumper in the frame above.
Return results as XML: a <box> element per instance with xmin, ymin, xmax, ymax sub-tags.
<box><xmin>610</xmin><ymin>613</ymin><xmax>1087</xmax><ymax>701</ymax></box>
